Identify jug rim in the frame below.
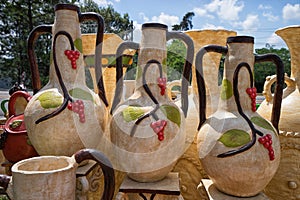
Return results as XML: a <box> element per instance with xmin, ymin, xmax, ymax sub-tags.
<box><xmin>142</xmin><ymin>23</ymin><xmax>168</xmax><ymax>30</ymax></box>
<box><xmin>227</xmin><ymin>36</ymin><xmax>254</xmax><ymax>44</ymax></box>
<box><xmin>54</xmin><ymin>3</ymin><xmax>79</xmax><ymax>12</ymax></box>
<box><xmin>11</xmin><ymin>156</ymin><xmax>75</xmax><ymax>174</ymax></box>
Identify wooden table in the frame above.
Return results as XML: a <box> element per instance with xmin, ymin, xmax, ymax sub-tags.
<box><xmin>117</xmin><ymin>172</ymin><xmax>183</xmax><ymax>200</ymax></box>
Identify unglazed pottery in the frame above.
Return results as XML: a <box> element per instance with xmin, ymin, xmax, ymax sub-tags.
<box><xmin>258</xmin><ymin>25</ymin><xmax>300</xmax><ymax>200</ymax></box>
<box><xmin>172</xmin><ymin>29</ymin><xmax>236</xmax><ymax>200</ymax></box>
<box><xmin>196</xmin><ymin>36</ymin><xmax>284</xmax><ymax>197</ymax></box>
<box><xmin>109</xmin><ymin>23</ymin><xmax>193</xmax><ymax>182</ymax></box>
<box><xmin>0</xmin><ymin>149</ymin><xmax>115</xmax><ymax>200</ymax></box>
<box><xmin>24</xmin><ymin>4</ymin><xmax>108</xmax><ymax>156</ymax></box>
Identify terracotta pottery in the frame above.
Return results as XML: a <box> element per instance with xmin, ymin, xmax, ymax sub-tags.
<box><xmin>257</xmin><ymin>25</ymin><xmax>300</xmax><ymax>200</ymax></box>
<box><xmin>172</xmin><ymin>29</ymin><xmax>236</xmax><ymax>200</ymax></box>
<box><xmin>24</xmin><ymin>4</ymin><xmax>108</xmax><ymax>156</ymax></box>
<box><xmin>196</xmin><ymin>36</ymin><xmax>284</xmax><ymax>197</ymax></box>
<box><xmin>1</xmin><ymin>91</ymin><xmax>38</xmax><ymax>163</ymax></box>
<box><xmin>0</xmin><ymin>149</ymin><xmax>115</xmax><ymax>200</ymax></box>
<box><xmin>109</xmin><ymin>23</ymin><xmax>193</xmax><ymax>182</ymax></box>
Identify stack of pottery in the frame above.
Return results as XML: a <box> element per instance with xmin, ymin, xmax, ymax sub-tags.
<box><xmin>257</xmin><ymin>25</ymin><xmax>300</xmax><ymax>200</ymax></box>
<box><xmin>109</xmin><ymin>23</ymin><xmax>193</xmax><ymax>182</ymax></box>
<box><xmin>196</xmin><ymin>36</ymin><xmax>284</xmax><ymax>197</ymax></box>
<box><xmin>24</xmin><ymin>4</ymin><xmax>108</xmax><ymax>157</ymax></box>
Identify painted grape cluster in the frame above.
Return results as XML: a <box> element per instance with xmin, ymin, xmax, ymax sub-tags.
<box><xmin>258</xmin><ymin>134</ymin><xmax>275</xmax><ymax>161</ymax></box>
<box><xmin>246</xmin><ymin>87</ymin><xmax>257</xmax><ymax>112</ymax></box>
<box><xmin>64</xmin><ymin>50</ymin><xmax>80</xmax><ymax>69</ymax></box>
<box><xmin>150</xmin><ymin>119</ymin><xmax>167</xmax><ymax>141</ymax></box>
<box><xmin>157</xmin><ymin>77</ymin><xmax>167</xmax><ymax>95</ymax></box>
<box><xmin>67</xmin><ymin>100</ymin><xmax>85</xmax><ymax>123</ymax></box>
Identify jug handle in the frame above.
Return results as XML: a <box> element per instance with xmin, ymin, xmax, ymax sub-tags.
<box><xmin>262</xmin><ymin>73</ymin><xmax>295</xmax><ymax>102</ymax></box>
<box><xmin>79</xmin><ymin>13</ymin><xmax>108</xmax><ymax>106</ymax></box>
<box><xmin>74</xmin><ymin>149</ymin><xmax>115</xmax><ymax>200</ymax></box>
<box><xmin>8</xmin><ymin>90</ymin><xmax>31</xmax><ymax>117</ymax></box>
<box><xmin>1</xmin><ymin>100</ymin><xmax>9</xmax><ymax>118</ymax></box>
<box><xmin>255</xmin><ymin>54</ymin><xmax>284</xmax><ymax>132</ymax></box>
<box><xmin>110</xmin><ymin>42</ymin><xmax>140</xmax><ymax>114</ymax></box>
<box><xmin>166</xmin><ymin>31</ymin><xmax>194</xmax><ymax>117</ymax></box>
<box><xmin>195</xmin><ymin>45</ymin><xmax>228</xmax><ymax>130</ymax></box>
<box><xmin>27</xmin><ymin>25</ymin><xmax>53</xmax><ymax>94</ymax></box>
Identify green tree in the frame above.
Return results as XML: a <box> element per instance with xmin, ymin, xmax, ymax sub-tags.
<box><xmin>172</xmin><ymin>12</ymin><xmax>195</xmax><ymax>31</ymax></box>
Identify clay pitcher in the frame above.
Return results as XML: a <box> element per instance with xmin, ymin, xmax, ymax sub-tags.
<box><xmin>25</xmin><ymin>4</ymin><xmax>108</xmax><ymax>156</ymax></box>
<box><xmin>257</xmin><ymin>25</ymin><xmax>300</xmax><ymax>200</ymax></box>
<box><xmin>1</xmin><ymin>91</ymin><xmax>38</xmax><ymax>163</ymax></box>
<box><xmin>0</xmin><ymin>149</ymin><xmax>115</xmax><ymax>200</ymax></box>
<box><xmin>109</xmin><ymin>23</ymin><xmax>193</xmax><ymax>182</ymax></box>
<box><xmin>196</xmin><ymin>36</ymin><xmax>284</xmax><ymax>197</ymax></box>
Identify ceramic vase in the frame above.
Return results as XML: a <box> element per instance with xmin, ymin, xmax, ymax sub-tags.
<box><xmin>24</xmin><ymin>4</ymin><xmax>108</xmax><ymax>156</ymax></box>
<box><xmin>196</xmin><ymin>36</ymin><xmax>284</xmax><ymax>197</ymax></box>
<box><xmin>258</xmin><ymin>25</ymin><xmax>300</xmax><ymax>200</ymax></box>
<box><xmin>109</xmin><ymin>23</ymin><xmax>193</xmax><ymax>182</ymax></box>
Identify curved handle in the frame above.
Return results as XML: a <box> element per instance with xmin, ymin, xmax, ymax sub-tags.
<box><xmin>110</xmin><ymin>42</ymin><xmax>139</xmax><ymax>114</ymax></box>
<box><xmin>8</xmin><ymin>91</ymin><xmax>31</xmax><ymax>117</ymax></box>
<box><xmin>255</xmin><ymin>54</ymin><xmax>284</xmax><ymax>132</ymax></box>
<box><xmin>80</xmin><ymin>13</ymin><xmax>108</xmax><ymax>106</ymax></box>
<box><xmin>74</xmin><ymin>149</ymin><xmax>115</xmax><ymax>200</ymax></box>
<box><xmin>167</xmin><ymin>80</ymin><xmax>181</xmax><ymax>100</ymax></box>
<box><xmin>27</xmin><ymin>25</ymin><xmax>53</xmax><ymax>94</ymax></box>
<box><xmin>195</xmin><ymin>45</ymin><xmax>228</xmax><ymax>130</ymax></box>
<box><xmin>1</xmin><ymin>100</ymin><xmax>9</xmax><ymax>118</ymax></box>
<box><xmin>263</xmin><ymin>73</ymin><xmax>295</xmax><ymax>102</ymax></box>
<box><xmin>166</xmin><ymin>31</ymin><xmax>194</xmax><ymax>117</ymax></box>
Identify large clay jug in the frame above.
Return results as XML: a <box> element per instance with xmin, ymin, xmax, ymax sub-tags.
<box><xmin>258</xmin><ymin>25</ymin><xmax>300</xmax><ymax>200</ymax></box>
<box><xmin>25</xmin><ymin>4</ymin><xmax>108</xmax><ymax>156</ymax></box>
<box><xmin>109</xmin><ymin>23</ymin><xmax>193</xmax><ymax>182</ymax></box>
<box><xmin>196</xmin><ymin>36</ymin><xmax>284</xmax><ymax>197</ymax></box>
<box><xmin>0</xmin><ymin>148</ymin><xmax>115</xmax><ymax>200</ymax></box>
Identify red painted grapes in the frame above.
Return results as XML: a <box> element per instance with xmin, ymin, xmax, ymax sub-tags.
<box><xmin>157</xmin><ymin>77</ymin><xmax>167</xmax><ymax>96</ymax></box>
<box><xmin>150</xmin><ymin>119</ymin><xmax>167</xmax><ymax>141</ymax></box>
<box><xmin>258</xmin><ymin>134</ymin><xmax>274</xmax><ymax>161</ymax></box>
<box><xmin>64</xmin><ymin>50</ymin><xmax>80</xmax><ymax>69</ymax></box>
<box><xmin>67</xmin><ymin>99</ymin><xmax>85</xmax><ymax>123</ymax></box>
<box><xmin>246</xmin><ymin>87</ymin><xmax>257</xmax><ymax>112</ymax></box>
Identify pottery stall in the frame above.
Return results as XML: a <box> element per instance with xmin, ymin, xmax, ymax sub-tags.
<box><xmin>196</xmin><ymin>36</ymin><xmax>284</xmax><ymax>197</ymax></box>
<box><xmin>257</xmin><ymin>25</ymin><xmax>300</xmax><ymax>200</ymax></box>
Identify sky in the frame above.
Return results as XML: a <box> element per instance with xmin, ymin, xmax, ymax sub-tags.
<box><xmin>92</xmin><ymin>0</ymin><xmax>300</xmax><ymax>49</ymax></box>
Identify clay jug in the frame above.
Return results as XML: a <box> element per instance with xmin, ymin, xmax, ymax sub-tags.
<box><xmin>0</xmin><ymin>91</ymin><xmax>38</xmax><ymax>163</ymax></box>
<box><xmin>196</xmin><ymin>36</ymin><xmax>284</xmax><ymax>197</ymax></box>
<box><xmin>0</xmin><ymin>148</ymin><xmax>115</xmax><ymax>200</ymax></box>
<box><xmin>109</xmin><ymin>23</ymin><xmax>193</xmax><ymax>182</ymax></box>
<box><xmin>257</xmin><ymin>25</ymin><xmax>300</xmax><ymax>200</ymax></box>
<box><xmin>25</xmin><ymin>4</ymin><xmax>108</xmax><ymax>156</ymax></box>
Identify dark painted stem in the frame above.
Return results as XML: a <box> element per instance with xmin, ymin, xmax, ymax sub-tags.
<box><xmin>74</xmin><ymin>149</ymin><xmax>115</xmax><ymax>200</ymax></box>
<box><xmin>218</xmin><ymin>62</ymin><xmax>263</xmax><ymax>158</ymax></box>
<box><xmin>255</xmin><ymin>54</ymin><xmax>284</xmax><ymax>132</ymax></box>
<box><xmin>36</xmin><ymin>31</ymin><xmax>74</xmax><ymax>124</ymax></box>
<box><xmin>195</xmin><ymin>45</ymin><xmax>228</xmax><ymax>130</ymax></box>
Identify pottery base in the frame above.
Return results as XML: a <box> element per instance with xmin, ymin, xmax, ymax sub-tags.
<box><xmin>198</xmin><ymin>179</ymin><xmax>270</xmax><ymax>200</ymax></box>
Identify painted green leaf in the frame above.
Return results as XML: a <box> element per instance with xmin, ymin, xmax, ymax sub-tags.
<box><xmin>220</xmin><ymin>79</ymin><xmax>233</xmax><ymax>100</ymax></box>
<box><xmin>218</xmin><ymin>129</ymin><xmax>251</xmax><ymax>147</ymax></box>
<box><xmin>38</xmin><ymin>91</ymin><xmax>63</xmax><ymax>109</ymax></box>
<box><xmin>10</xmin><ymin>120</ymin><xmax>22</xmax><ymax>129</ymax></box>
<box><xmin>160</xmin><ymin>105</ymin><xmax>181</xmax><ymax>127</ymax></box>
<box><xmin>69</xmin><ymin>88</ymin><xmax>93</xmax><ymax>102</ymax></box>
<box><xmin>74</xmin><ymin>38</ymin><xmax>83</xmax><ymax>53</ymax></box>
<box><xmin>251</xmin><ymin>116</ymin><xmax>276</xmax><ymax>134</ymax></box>
<box><xmin>122</xmin><ymin>106</ymin><xmax>145</xmax><ymax>122</ymax></box>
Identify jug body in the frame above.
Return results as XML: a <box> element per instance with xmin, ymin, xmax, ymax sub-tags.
<box><xmin>257</xmin><ymin>25</ymin><xmax>300</xmax><ymax>200</ymax></box>
<box><xmin>24</xmin><ymin>4</ymin><xmax>108</xmax><ymax>156</ymax></box>
<box><xmin>196</xmin><ymin>36</ymin><xmax>284</xmax><ymax>197</ymax></box>
<box><xmin>110</xmin><ymin>23</ymin><xmax>192</xmax><ymax>182</ymax></box>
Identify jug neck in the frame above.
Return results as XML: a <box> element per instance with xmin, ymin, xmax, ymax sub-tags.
<box><xmin>135</xmin><ymin>23</ymin><xmax>168</xmax><ymax>100</ymax></box>
<box><xmin>49</xmin><ymin>4</ymin><xmax>86</xmax><ymax>88</ymax></box>
<box><xmin>276</xmin><ymin>26</ymin><xmax>300</xmax><ymax>89</ymax></box>
<box><xmin>219</xmin><ymin>36</ymin><xmax>254</xmax><ymax>112</ymax></box>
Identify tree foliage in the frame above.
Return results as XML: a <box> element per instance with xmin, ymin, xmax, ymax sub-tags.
<box><xmin>172</xmin><ymin>12</ymin><xmax>195</xmax><ymax>31</ymax></box>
